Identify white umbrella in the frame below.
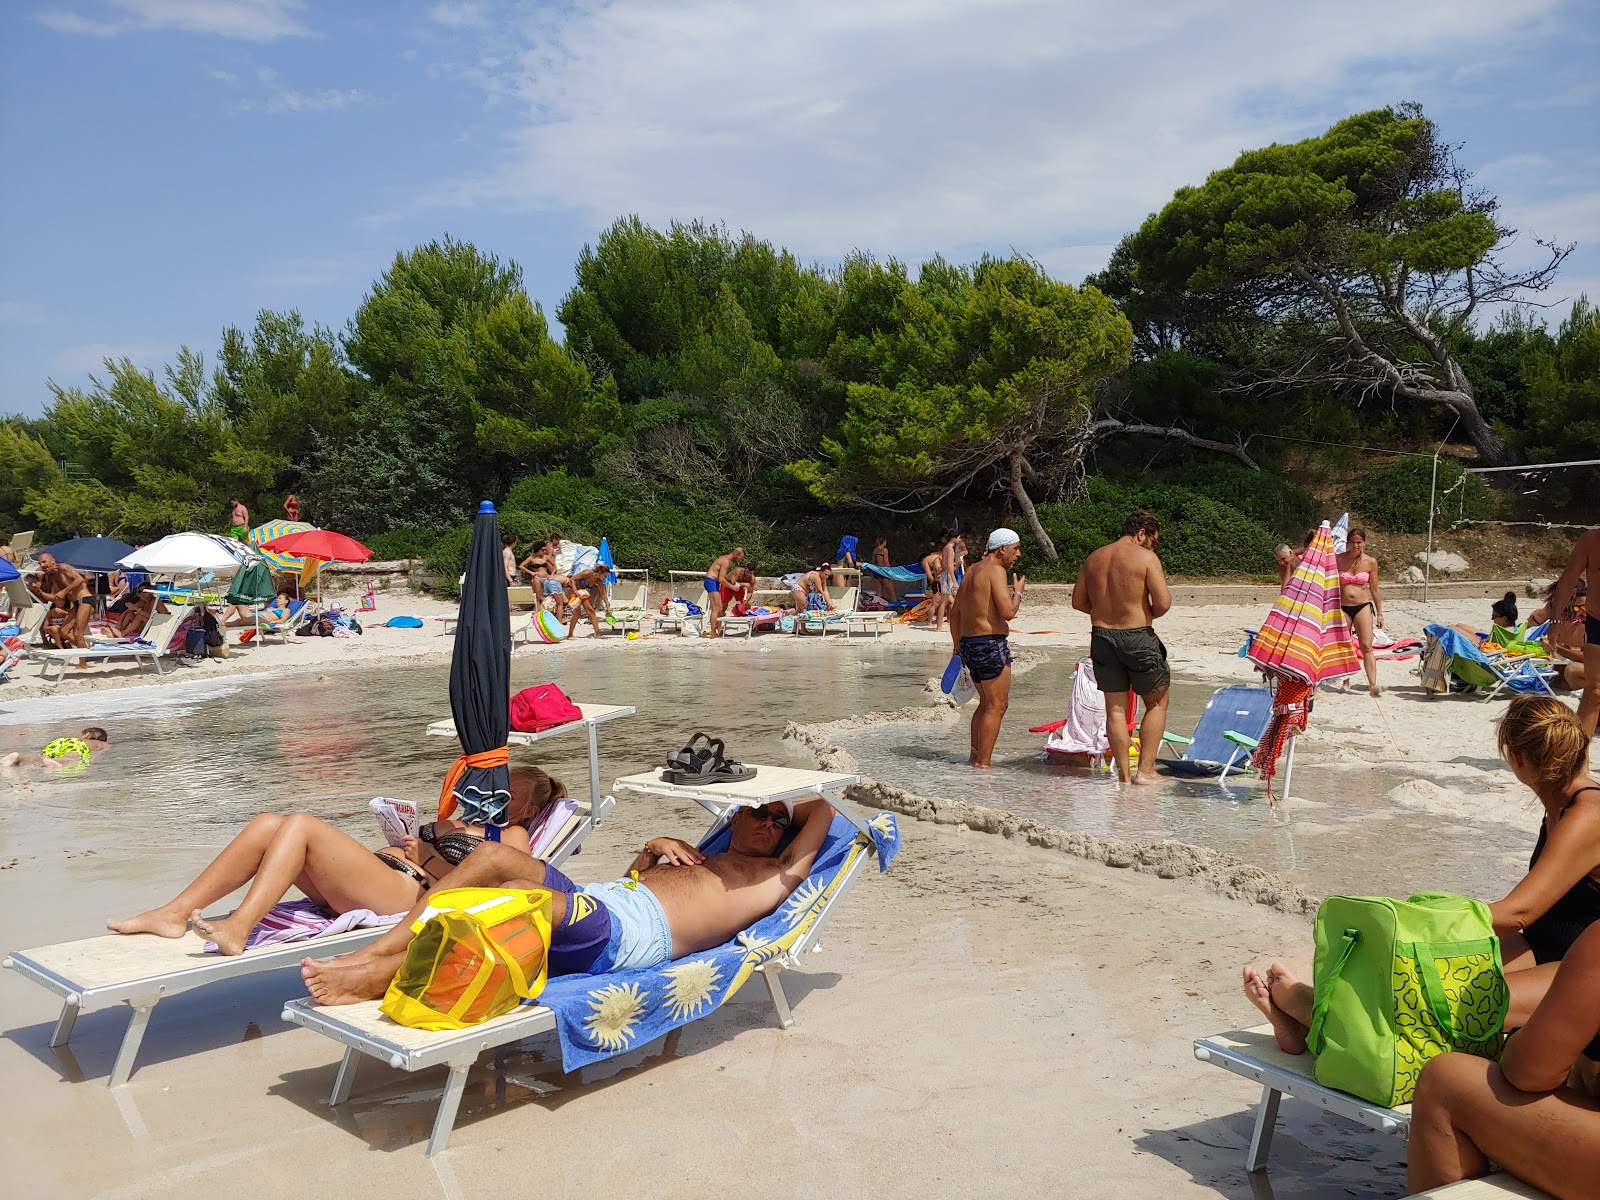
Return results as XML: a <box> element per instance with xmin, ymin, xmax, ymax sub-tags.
<box><xmin>119</xmin><ymin>532</ymin><xmax>265</xmax><ymax>575</ymax></box>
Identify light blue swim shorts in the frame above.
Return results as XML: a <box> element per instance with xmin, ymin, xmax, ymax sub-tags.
<box><xmin>581</xmin><ymin>878</ymin><xmax>673</xmax><ymax>972</ymax></box>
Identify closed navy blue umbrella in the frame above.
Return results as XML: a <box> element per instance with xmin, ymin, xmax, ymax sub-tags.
<box><xmin>40</xmin><ymin>537</ymin><xmax>138</xmax><ymax>574</ymax></box>
<box><xmin>436</xmin><ymin>501</ymin><xmax>512</xmax><ymax>825</ymax></box>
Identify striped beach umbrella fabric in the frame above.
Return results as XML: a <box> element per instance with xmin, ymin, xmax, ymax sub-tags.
<box><xmin>1246</xmin><ymin>522</ymin><xmax>1359</xmax><ymax>685</ymax></box>
<box><xmin>249</xmin><ymin>520</ymin><xmax>315</xmax><ymax>573</ymax></box>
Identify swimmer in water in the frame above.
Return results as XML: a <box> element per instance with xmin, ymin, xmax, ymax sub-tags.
<box><xmin>1</xmin><ymin>726</ymin><xmax>111</xmax><ymax>771</ymax></box>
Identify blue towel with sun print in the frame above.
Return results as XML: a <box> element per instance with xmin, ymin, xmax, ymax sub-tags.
<box><xmin>536</xmin><ymin>811</ymin><xmax>898</xmax><ymax>1071</ymax></box>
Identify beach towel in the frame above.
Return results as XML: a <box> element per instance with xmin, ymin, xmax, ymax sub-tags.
<box><xmin>860</xmin><ymin>562</ymin><xmax>926</xmax><ymax>584</ymax></box>
<box><xmin>537</xmin><ymin>812</ymin><xmax>899</xmax><ymax>1071</ymax></box>
<box><xmin>202</xmin><ymin>899</ymin><xmax>401</xmax><ymax>954</ymax></box>
<box><xmin>1046</xmin><ymin>659</ymin><xmax>1111</xmax><ymax>756</ymax></box>
<box><xmin>383</xmin><ymin>615</ymin><xmax>424</xmax><ymax>628</ymax></box>
<box><xmin>835</xmin><ymin>535</ymin><xmax>858</xmax><ymax>564</ymax></box>
<box><xmin>1252</xmin><ymin>676</ymin><xmax>1312</xmax><ymax>797</ymax></box>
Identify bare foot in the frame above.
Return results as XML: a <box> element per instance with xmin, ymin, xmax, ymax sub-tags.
<box><xmin>1131</xmin><ymin>771</ymin><xmax>1162</xmax><ymax>786</ymax></box>
<box><xmin>1369</xmin><ymin>684</ymin><xmax>1382</xmax><ymax>697</ymax></box>
<box><xmin>107</xmin><ymin>906</ymin><xmax>190</xmax><ymax>938</ymax></box>
<box><xmin>301</xmin><ymin>950</ymin><xmax>403</xmax><ymax>1005</ymax></box>
<box><xmin>191</xmin><ymin>909</ymin><xmax>250</xmax><ymax>956</ymax></box>
<box><xmin>1265</xmin><ymin>963</ymin><xmax>1311</xmax><ymax>1054</ymax></box>
<box><xmin>1242</xmin><ymin>964</ymin><xmax>1309</xmax><ymax>1054</ymax></box>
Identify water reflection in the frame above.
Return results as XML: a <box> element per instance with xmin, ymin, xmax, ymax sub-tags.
<box><xmin>0</xmin><ymin>641</ymin><xmax>1521</xmax><ymax>901</ymax></box>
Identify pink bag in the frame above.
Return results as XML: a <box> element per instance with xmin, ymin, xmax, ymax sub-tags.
<box><xmin>510</xmin><ymin>684</ymin><xmax>582</xmax><ymax>732</ymax></box>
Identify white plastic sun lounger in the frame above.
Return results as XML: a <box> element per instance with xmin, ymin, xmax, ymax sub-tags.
<box><xmin>28</xmin><ymin>606</ymin><xmax>186</xmax><ymax>683</ymax></box>
<box><xmin>281</xmin><ymin>766</ymin><xmax>876</xmax><ymax>1156</ymax></box>
<box><xmin>2</xmin><ymin>799</ymin><xmax>607</xmax><ymax>1088</ymax></box>
<box><xmin>1193</xmin><ymin>1024</ymin><xmax>1410</xmax><ymax>1173</ymax></box>
<box><xmin>1406</xmin><ymin>1175</ymin><xmax>1552</xmax><ymax>1199</ymax></box>
<box><xmin>840</xmin><ymin>610</ymin><xmax>894</xmax><ymax>638</ymax></box>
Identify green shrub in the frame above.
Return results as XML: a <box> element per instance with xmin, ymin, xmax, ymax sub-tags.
<box><xmin>1353</xmin><ymin>459</ymin><xmax>1495</xmax><ymax>533</ymax></box>
<box><xmin>363</xmin><ymin>526</ymin><xmax>436</xmax><ymax>560</ymax></box>
<box><xmin>1177</xmin><ymin>462</ymin><xmax>1316</xmax><ymax>538</ymax></box>
<box><xmin>1022</xmin><ymin>476</ymin><xmax>1281</xmax><ymax>580</ymax></box>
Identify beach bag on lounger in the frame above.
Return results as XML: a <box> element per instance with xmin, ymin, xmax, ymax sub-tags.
<box><xmin>1307</xmin><ymin>892</ymin><xmax>1507</xmax><ymax>1106</ymax></box>
<box><xmin>381</xmin><ymin>887</ymin><xmax>552</xmax><ymax>1031</ymax></box>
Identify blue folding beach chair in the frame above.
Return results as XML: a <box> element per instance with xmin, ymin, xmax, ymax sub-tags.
<box><xmin>1159</xmin><ymin>685</ymin><xmax>1274</xmax><ymax>778</ymax></box>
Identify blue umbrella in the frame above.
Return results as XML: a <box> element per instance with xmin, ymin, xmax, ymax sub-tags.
<box><xmin>437</xmin><ymin>501</ymin><xmax>512</xmax><ymax>826</ymax></box>
<box><xmin>596</xmin><ymin>536</ymin><xmax>616</xmax><ymax>585</ymax></box>
<box><xmin>39</xmin><ymin>537</ymin><xmax>138</xmax><ymax>574</ymax></box>
<box><xmin>0</xmin><ymin>557</ymin><xmax>17</xmax><ymax>583</ymax></box>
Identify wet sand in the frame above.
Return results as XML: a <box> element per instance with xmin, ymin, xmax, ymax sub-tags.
<box><xmin>0</xmin><ymin>591</ymin><xmax>1582</xmax><ymax>1196</ymax></box>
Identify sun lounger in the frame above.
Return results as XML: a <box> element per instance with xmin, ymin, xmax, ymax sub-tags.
<box><xmin>595</xmin><ymin>568</ymin><xmax>649</xmax><ymax>635</ymax></box>
<box><xmin>0</xmin><ymin>635</ymin><xmax>25</xmax><ymax>680</ymax></box>
<box><xmin>1406</xmin><ymin>1175</ymin><xmax>1552</xmax><ymax>1199</ymax></box>
<box><xmin>10</xmin><ymin>601</ymin><xmax>48</xmax><ymax>644</ymax></box>
<box><xmin>26</xmin><ymin>606</ymin><xmax>188</xmax><ymax>683</ymax></box>
<box><xmin>1160</xmin><ymin>685</ymin><xmax>1273</xmax><ymax>778</ymax></box>
<box><xmin>1193</xmin><ymin>1024</ymin><xmax>1410</xmax><ymax>1173</ymax></box>
<box><xmin>840</xmin><ymin>611</ymin><xmax>894</xmax><ymax>638</ymax></box>
<box><xmin>655</xmin><ymin>571</ymin><xmax>710</xmax><ymax>635</ymax></box>
<box><xmin>425</xmin><ymin>702</ymin><xmax>634</xmax><ymax>814</ymax></box>
<box><xmin>2</xmin><ymin>797</ymin><xmax>609</xmax><ymax>1088</ymax></box>
<box><xmin>280</xmin><ymin>766</ymin><xmax>895</xmax><ymax>1155</ymax></box>
<box><xmin>1420</xmin><ymin>625</ymin><xmax>1555</xmax><ymax>701</ymax></box>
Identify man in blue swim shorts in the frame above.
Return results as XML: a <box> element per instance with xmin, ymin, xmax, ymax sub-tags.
<box><xmin>702</xmin><ymin>546</ymin><xmax>746</xmax><ymax>638</ymax></box>
<box><xmin>301</xmin><ymin>795</ymin><xmax>839</xmax><ymax>1004</ymax></box>
<box><xmin>949</xmin><ymin>528</ymin><xmax>1027</xmax><ymax>768</ymax></box>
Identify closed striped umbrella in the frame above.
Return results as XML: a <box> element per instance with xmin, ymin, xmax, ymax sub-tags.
<box><xmin>248</xmin><ymin>520</ymin><xmax>315</xmax><ymax>573</ymax></box>
<box><xmin>1247</xmin><ymin>522</ymin><xmax>1358</xmax><ymax>685</ymax></box>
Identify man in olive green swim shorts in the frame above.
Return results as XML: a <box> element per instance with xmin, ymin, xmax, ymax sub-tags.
<box><xmin>1072</xmin><ymin>511</ymin><xmax>1173</xmax><ymax>786</ymax></box>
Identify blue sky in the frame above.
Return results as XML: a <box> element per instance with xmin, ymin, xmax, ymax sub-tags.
<box><xmin>3</xmin><ymin>0</ymin><xmax>1596</xmax><ymax>418</ymax></box>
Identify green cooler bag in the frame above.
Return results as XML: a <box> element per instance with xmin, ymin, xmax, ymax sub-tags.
<box><xmin>1306</xmin><ymin>892</ymin><xmax>1508</xmax><ymax>1107</ymax></box>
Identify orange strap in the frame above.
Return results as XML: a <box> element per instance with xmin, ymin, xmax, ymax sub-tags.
<box><xmin>437</xmin><ymin>745</ymin><xmax>511</xmax><ymax>821</ymax></box>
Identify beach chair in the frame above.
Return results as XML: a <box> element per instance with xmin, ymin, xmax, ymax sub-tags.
<box><xmin>9</xmin><ymin>600</ymin><xmax>47</xmax><ymax>644</ymax></box>
<box><xmin>655</xmin><ymin>570</ymin><xmax>710</xmax><ymax>636</ymax></box>
<box><xmin>251</xmin><ymin>598</ymin><xmax>313</xmax><ymax>645</ymax></box>
<box><xmin>1406</xmin><ymin>1176</ymin><xmax>1552</xmax><ymax>1199</ymax></box>
<box><xmin>26</xmin><ymin>605</ymin><xmax>188</xmax><ymax>684</ymax></box>
<box><xmin>1420</xmin><ymin>625</ymin><xmax>1556</xmax><ymax>702</ymax></box>
<box><xmin>0</xmin><ymin>635</ymin><xmax>25</xmax><ymax>680</ymax></box>
<box><xmin>1194</xmin><ymin>1024</ymin><xmax>1411</xmax><ymax>1174</ymax></box>
<box><xmin>1159</xmin><ymin>685</ymin><xmax>1274</xmax><ymax>779</ymax></box>
<box><xmin>596</xmin><ymin>568</ymin><xmax>649</xmax><ymax>635</ymax></box>
<box><xmin>2</xmin><ymin>798</ymin><xmax>608</xmax><ymax>1089</ymax></box>
<box><xmin>281</xmin><ymin>766</ymin><xmax>894</xmax><ymax>1155</ymax></box>
<box><xmin>505</xmin><ymin>585</ymin><xmax>535</xmax><ymax>609</ymax></box>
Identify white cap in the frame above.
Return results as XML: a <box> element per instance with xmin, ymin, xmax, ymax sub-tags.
<box><xmin>986</xmin><ymin>528</ymin><xmax>1021</xmax><ymax>552</ymax></box>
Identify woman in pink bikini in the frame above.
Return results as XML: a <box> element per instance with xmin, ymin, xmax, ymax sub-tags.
<box><xmin>1336</xmin><ymin>527</ymin><xmax>1384</xmax><ymax>696</ymax></box>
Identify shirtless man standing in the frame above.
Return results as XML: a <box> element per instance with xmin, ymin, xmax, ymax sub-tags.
<box><xmin>32</xmin><ymin>551</ymin><xmax>92</xmax><ymax>663</ymax></box>
<box><xmin>227</xmin><ymin>497</ymin><xmax>249</xmax><ymax>539</ymax></box>
<box><xmin>949</xmin><ymin>528</ymin><xmax>1026</xmax><ymax>768</ymax></box>
<box><xmin>301</xmin><ymin>797</ymin><xmax>836</xmax><ymax>1004</ymax></box>
<box><xmin>704</xmin><ymin>546</ymin><xmax>745</xmax><ymax>637</ymax></box>
<box><xmin>1072</xmin><ymin>511</ymin><xmax>1173</xmax><ymax>785</ymax></box>
<box><xmin>1552</xmin><ymin>527</ymin><xmax>1600</xmax><ymax>738</ymax></box>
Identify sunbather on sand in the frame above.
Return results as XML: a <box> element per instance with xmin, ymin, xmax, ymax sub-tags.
<box><xmin>1243</xmin><ymin>695</ymin><xmax>1600</xmax><ymax>1055</ymax></box>
<box><xmin>1407</xmin><ymin>921</ymin><xmax>1600</xmax><ymax>1197</ymax></box>
<box><xmin>1</xmin><ymin>726</ymin><xmax>110</xmax><ymax>771</ymax></box>
<box><xmin>301</xmin><ymin>797</ymin><xmax>836</xmax><ymax>1005</ymax></box>
<box><xmin>107</xmin><ymin>766</ymin><xmax>566</xmax><ymax>955</ymax></box>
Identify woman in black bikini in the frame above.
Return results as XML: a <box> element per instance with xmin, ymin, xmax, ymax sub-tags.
<box><xmin>108</xmin><ymin>766</ymin><xmax>567</xmax><ymax>955</ymax></box>
<box><xmin>1243</xmin><ymin>695</ymin><xmax>1600</xmax><ymax>1054</ymax></box>
<box><xmin>1336</xmin><ymin>528</ymin><xmax>1384</xmax><ymax>696</ymax></box>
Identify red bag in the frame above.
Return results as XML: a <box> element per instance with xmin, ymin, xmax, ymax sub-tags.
<box><xmin>510</xmin><ymin>684</ymin><xmax>582</xmax><ymax>732</ymax></box>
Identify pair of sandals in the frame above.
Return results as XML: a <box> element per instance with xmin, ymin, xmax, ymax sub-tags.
<box><xmin>662</xmin><ymin>733</ymin><xmax>758</xmax><ymax>785</ymax></box>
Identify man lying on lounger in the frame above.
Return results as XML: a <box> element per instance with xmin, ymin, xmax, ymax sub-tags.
<box><xmin>301</xmin><ymin>796</ymin><xmax>837</xmax><ymax>1005</ymax></box>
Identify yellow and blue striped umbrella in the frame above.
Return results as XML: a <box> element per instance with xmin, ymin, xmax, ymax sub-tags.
<box><xmin>248</xmin><ymin>520</ymin><xmax>316</xmax><ymax>573</ymax></box>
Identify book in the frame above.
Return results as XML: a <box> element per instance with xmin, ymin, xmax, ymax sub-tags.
<box><xmin>369</xmin><ymin>796</ymin><xmax>418</xmax><ymax>848</ymax></box>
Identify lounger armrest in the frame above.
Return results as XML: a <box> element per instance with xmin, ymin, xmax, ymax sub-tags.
<box><xmin>1159</xmin><ymin>732</ymin><xmax>1193</xmax><ymax>746</ymax></box>
<box><xmin>1223</xmin><ymin>731</ymin><xmax>1260</xmax><ymax>750</ymax></box>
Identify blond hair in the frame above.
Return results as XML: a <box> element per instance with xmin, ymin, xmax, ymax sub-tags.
<box><xmin>1497</xmin><ymin>695</ymin><xmax>1588</xmax><ymax>787</ymax></box>
<box><xmin>509</xmin><ymin>765</ymin><xmax>569</xmax><ymax>825</ymax></box>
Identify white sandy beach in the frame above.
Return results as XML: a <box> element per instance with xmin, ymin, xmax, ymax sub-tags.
<box><xmin>0</xmin><ymin>585</ymin><xmax>1585</xmax><ymax>1198</ymax></box>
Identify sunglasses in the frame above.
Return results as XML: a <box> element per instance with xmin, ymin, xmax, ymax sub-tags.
<box><xmin>750</xmin><ymin>806</ymin><xmax>791</xmax><ymax>830</ymax></box>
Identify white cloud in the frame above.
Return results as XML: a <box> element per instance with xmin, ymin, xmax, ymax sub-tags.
<box><xmin>236</xmin><ymin>64</ymin><xmax>373</xmax><ymax>114</ymax></box>
<box><xmin>38</xmin><ymin>1</ymin><xmax>312</xmax><ymax>41</ymax></box>
<box><xmin>50</xmin><ymin>342</ymin><xmax>173</xmax><ymax>377</ymax></box>
<box><xmin>427</xmin><ymin>1</ymin><xmax>489</xmax><ymax>29</ymax></box>
<box><xmin>406</xmin><ymin>0</ymin><xmax>1583</xmax><ymax>283</ymax></box>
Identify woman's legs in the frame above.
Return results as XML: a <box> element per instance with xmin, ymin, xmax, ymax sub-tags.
<box><xmin>109</xmin><ymin>813</ymin><xmax>291</xmax><ymax>937</ymax></box>
<box><xmin>1352</xmin><ymin>605</ymin><xmax>1379</xmax><ymax>694</ymax></box>
<box><xmin>191</xmin><ymin>813</ymin><xmax>421</xmax><ymax>955</ymax></box>
<box><xmin>1407</xmin><ymin>1052</ymin><xmax>1600</xmax><ymax>1197</ymax></box>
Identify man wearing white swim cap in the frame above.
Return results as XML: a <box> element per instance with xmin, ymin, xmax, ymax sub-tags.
<box><xmin>949</xmin><ymin>528</ymin><xmax>1026</xmax><ymax>767</ymax></box>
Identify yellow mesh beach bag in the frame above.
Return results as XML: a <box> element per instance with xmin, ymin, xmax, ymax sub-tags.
<box><xmin>1307</xmin><ymin>892</ymin><xmax>1507</xmax><ymax>1107</ymax></box>
<box><xmin>380</xmin><ymin>887</ymin><xmax>552</xmax><ymax>1031</ymax></box>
